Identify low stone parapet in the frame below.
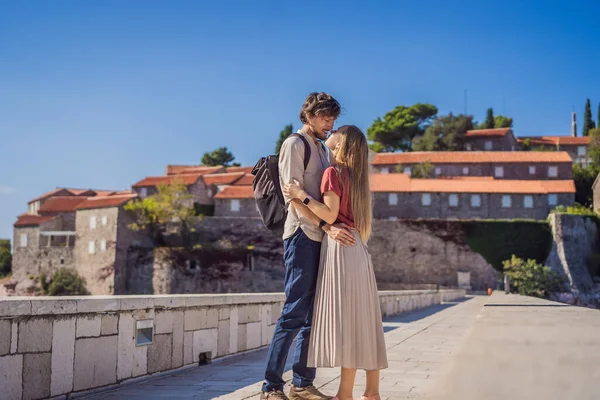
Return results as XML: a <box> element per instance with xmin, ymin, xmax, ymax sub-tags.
<box><xmin>0</xmin><ymin>289</ymin><xmax>465</xmax><ymax>399</ymax></box>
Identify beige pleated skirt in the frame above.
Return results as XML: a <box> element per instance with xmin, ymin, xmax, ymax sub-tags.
<box><xmin>308</xmin><ymin>232</ymin><xmax>388</xmax><ymax>370</ymax></box>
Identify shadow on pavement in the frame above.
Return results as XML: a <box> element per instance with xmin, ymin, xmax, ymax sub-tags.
<box><xmin>383</xmin><ymin>297</ymin><xmax>474</xmax><ymax>333</ymax></box>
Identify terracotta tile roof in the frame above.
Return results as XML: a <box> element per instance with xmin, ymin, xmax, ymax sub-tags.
<box><xmin>75</xmin><ymin>194</ymin><xmax>138</xmax><ymax>210</ymax></box>
<box><xmin>28</xmin><ymin>188</ymin><xmax>74</xmax><ymax>204</ymax></box>
<box><xmin>165</xmin><ymin>165</ymin><xmax>196</xmax><ymax>175</ymax></box>
<box><xmin>214</xmin><ymin>186</ymin><xmax>254</xmax><ymax>199</ymax></box>
<box><xmin>369</xmin><ymin>173</ymin><xmax>575</xmax><ymax>194</ymax></box>
<box><xmin>180</xmin><ymin>166</ymin><xmax>226</xmax><ymax>175</ymax></box>
<box><xmin>38</xmin><ymin>197</ymin><xmax>88</xmax><ymax>213</ymax></box>
<box><xmin>28</xmin><ymin>188</ymin><xmax>129</xmax><ymax>203</ymax></box>
<box><xmin>132</xmin><ymin>174</ymin><xmax>204</xmax><ymax>188</ymax></box>
<box><xmin>225</xmin><ymin>166</ymin><xmax>254</xmax><ymax>174</ymax></box>
<box><xmin>372</xmin><ymin>151</ymin><xmax>573</xmax><ymax>165</ymax></box>
<box><xmin>202</xmin><ymin>172</ymin><xmax>245</xmax><ymax>186</ymax></box>
<box><xmin>14</xmin><ymin>214</ymin><xmax>57</xmax><ymax>227</ymax></box>
<box><xmin>517</xmin><ymin>136</ymin><xmax>590</xmax><ymax>146</ymax></box>
<box><xmin>465</xmin><ymin>128</ymin><xmax>512</xmax><ymax>138</ymax></box>
<box><xmin>233</xmin><ymin>174</ymin><xmax>254</xmax><ymax>186</ymax></box>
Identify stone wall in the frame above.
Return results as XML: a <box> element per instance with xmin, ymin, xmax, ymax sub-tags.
<box><xmin>0</xmin><ymin>289</ymin><xmax>465</xmax><ymax>399</ymax></box>
<box><xmin>463</xmin><ymin>134</ymin><xmax>518</xmax><ymax>151</ymax></box>
<box><xmin>214</xmin><ymin>199</ymin><xmax>260</xmax><ymax>218</ymax></box>
<box><xmin>7</xmin><ymin>247</ymin><xmax>76</xmax><ymax>295</ymax></box>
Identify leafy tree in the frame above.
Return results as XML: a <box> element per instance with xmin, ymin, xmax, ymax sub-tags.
<box><xmin>201</xmin><ymin>147</ymin><xmax>241</xmax><ymax>167</ymax></box>
<box><xmin>0</xmin><ymin>240</ymin><xmax>11</xmax><ymax>277</ymax></box>
<box><xmin>275</xmin><ymin>124</ymin><xmax>293</xmax><ymax>154</ymax></box>
<box><xmin>485</xmin><ymin>108</ymin><xmax>494</xmax><ymax>129</ymax></box>
<box><xmin>583</xmin><ymin>98</ymin><xmax>596</xmax><ymax>136</ymax></box>
<box><xmin>40</xmin><ymin>270</ymin><xmax>89</xmax><ymax>296</ymax></box>
<box><xmin>494</xmin><ymin>115</ymin><xmax>513</xmax><ymax>128</ymax></box>
<box><xmin>412</xmin><ymin>113</ymin><xmax>474</xmax><ymax>151</ymax></box>
<box><xmin>411</xmin><ymin>161</ymin><xmax>434</xmax><ymax>178</ymax></box>
<box><xmin>125</xmin><ymin>182</ymin><xmax>200</xmax><ymax>246</ymax></box>
<box><xmin>597</xmin><ymin>102</ymin><xmax>600</xmax><ymax>129</ymax></box>
<box><xmin>367</xmin><ymin>103</ymin><xmax>438</xmax><ymax>152</ymax></box>
<box><xmin>589</xmin><ymin>127</ymin><xmax>600</xmax><ymax>165</ymax></box>
<box><xmin>503</xmin><ymin>256</ymin><xmax>565</xmax><ymax>298</ymax></box>
<box><xmin>368</xmin><ymin>142</ymin><xmax>385</xmax><ymax>153</ymax></box>
<box><xmin>572</xmin><ymin>162</ymin><xmax>600</xmax><ymax>208</ymax></box>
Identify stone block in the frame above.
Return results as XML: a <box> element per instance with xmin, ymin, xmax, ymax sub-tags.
<box><xmin>0</xmin><ymin>354</ymin><xmax>23</xmax><ymax>399</ymax></box>
<box><xmin>120</xmin><ymin>297</ymin><xmax>154</xmax><ymax>311</ymax></box>
<box><xmin>219</xmin><ymin>307</ymin><xmax>230</xmax><ymax>320</ymax></box>
<box><xmin>261</xmin><ymin>305</ymin><xmax>271</xmax><ymax>346</ymax></box>
<box><xmin>271</xmin><ymin>303</ymin><xmax>281</xmax><ymax>325</ymax></box>
<box><xmin>77</xmin><ymin>316</ymin><xmax>102</xmax><ymax>338</ymax></box>
<box><xmin>229</xmin><ymin>307</ymin><xmax>239</xmax><ymax>354</ymax></box>
<box><xmin>132</xmin><ymin>345</ymin><xmax>147</xmax><ymax>377</ymax></box>
<box><xmin>155</xmin><ymin>311</ymin><xmax>175</xmax><ymax>334</ymax></box>
<box><xmin>192</xmin><ymin>328</ymin><xmax>218</xmax><ymax>363</ymax></box>
<box><xmin>117</xmin><ymin>313</ymin><xmax>135</xmax><ymax>380</ymax></box>
<box><xmin>73</xmin><ymin>336</ymin><xmax>118</xmax><ymax>391</ymax></box>
<box><xmin>238</xmin><ymin>324</ymin><xmax>247</xmax><ymax>352</ymax></box>
<box><xmin>246</xmin><ymin>322</ymin><xmax>262</xmax><ymax>350</ymax></box>
<box><xmin>238</xmin><ymin>305</ymin><xmax>260</xmax><ymax>323</ymax></box>
<box><xmin>154</xmin><ymin>296</ymin><xmax>186</xmax><ymax>309</ymax></box>
<box><xmin>0</xmin><ymin>320</ymin><xmax>10</xmax><ymax>356</ymax></box>
<box><xmin>31</xmin><ymin>300</ymin><xmax>77</xmax><ymax>315</ymax></box>
<box><xmin>76</xmin><ymin>298</ymin><xmax>119</xmax><ymax>313</ymax></box>
<box><xmin>0</xmin><ymin>299</ymin><xmax>31</xmax><ymax>316</ymax></box>
<box><xmin>183</xmin><ymin>331</ymin><xmax>193</xmax><ymax>365</ymax></box>
<box><xmin>23</xmin><ymin>352</ymin><xmax>51</xmax><ymax>400</ymax></box>
<box><xmin>205</xmin><ymin>308</ymin><xmax>219</xmax><ymax>329</ymax></box>
<box><xmin>51</xmin><ymin>318</ymin><xmax>76</xmax><ymax>396</ymax></box>
<box><xmin>148</xmin><ymin>334</ymin><xmax>173</xmax><ymax>374</ymax></box>
<box><xmin>218</xmin><ymin>320</ymin><xmax>230</xmax><ymax>357</ymax></box>
<box><xmin>172</xmin><ymin>311</ymin><xmax>184</xmax><ymax>368</ymax></box>
<box><xmin>184</xmin><ymin>309</ymin><xmax>206</xmax><ymax>331</ymax></box>
<box><xmin>18</xmin><ymin>318</ymin><xmax>52</xmax><ymax>353</ymax></box>
<box><xmin>10</xmin><ymin>322</ymin><xmax>17</xmax><ymax>353</ymax></box>
<box><xmin>101</xmin><ymin>315</ymin><xmax>119</xmax><ymax>336</ymax></box>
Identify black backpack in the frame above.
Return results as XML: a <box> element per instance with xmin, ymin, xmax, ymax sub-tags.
<box><xmin>251</xmin><ymin>133</ymin><xmax>311</xmax><ymax>230</ymax></box>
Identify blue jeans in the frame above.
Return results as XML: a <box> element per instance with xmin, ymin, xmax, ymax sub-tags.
<box><xmin>262</xmin><ymin>228</ymin><xmax>322</xmax><ymax>392</ymax></box>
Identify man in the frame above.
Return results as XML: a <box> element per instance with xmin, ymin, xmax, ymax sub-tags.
<box><xmin>261</xmin><ymin>92</ymin><xmax>356</xmax><ymax>400</ymax></box>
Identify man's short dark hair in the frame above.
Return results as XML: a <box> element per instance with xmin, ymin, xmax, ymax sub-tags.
<box><xmin>299</xmin><ymin>92</ymin><xmax>341</xmax><ymax>124</ymax></box>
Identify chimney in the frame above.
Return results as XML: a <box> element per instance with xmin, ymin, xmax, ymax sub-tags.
<box><xmin>572</xmin><ymin>112</ymin><xmax>577</xmax><ymax>137</ymax></box>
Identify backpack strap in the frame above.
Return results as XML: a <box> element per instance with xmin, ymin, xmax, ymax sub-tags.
<box><xmin>288</xmin><ymin>133</ymin><xmax>312</xmax><ymax>170</ymax></box>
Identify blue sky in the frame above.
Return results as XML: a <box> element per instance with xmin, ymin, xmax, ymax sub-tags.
<box><xmin>1</xmin><ymin>0</ymin><xmax>599</xmax><ymax>242</ymax></box>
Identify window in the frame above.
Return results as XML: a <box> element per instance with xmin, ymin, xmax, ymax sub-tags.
<box><xmin>448</xmin><ymin>194</ymin><xmax>458</xmax><ymax>207</ymax></box>
<box><xmin>529</xmin><ymin>166</ymin><xmax>536</xmax><ymax>175</ymax></box>
<box><xmin>388</xmin><ymin>193</ymin><xmax>398</xmax><ymax>206</ymax></box>
<box><xmin>88</xmin><ymin>241</ymin><xmax>96</xmax><ymax>254</ymax></box>
<box><xmin>462</xmin><ymin>167</ymin><xmax>469</xmax><ymax>175</ymax></box>
<box><xmin>140</xmin><ymin>187</ymin><xmax>148</xmax><ymax>198</ymax></box>
<box><xmin>466</xmin><ymin>144</ymin><xmax>472</xmax><ymax>151</ymax></box>
<box><xmin>403</xmin><ymin>167</ymin><xmax>412</xmax><ymax>176</ymax></box>
<box><xmin>548</xmin><ymin>166</ymin><xmax>558</xmax><ymax>177</ymax></box>
<box><xmin>207</xmin><ymin>189</ymin><xmax>213</xmax><ymax>197</ymax></box>
<box><xmin>101</xmin><ymin>216</ymin><xmax>108</xmax><ymax>226</ymax></box>
<box><xmin>388</xmin><ymin>216</ymin><xmax>398</xmax><ymax>221</ymax></box>
<box><xmin>471</xmin><ymin>195</ymin><xmax>481</xmax><ymax>208</ymax></box>
<box><xmin>484</xmin><ymin>141</ymin><xmax>493</xmax><ymax>150</ymax></box>
<box><xmin>501</xmin><ymin>195</ymin><xmax>512</xmax><ymax>208</ymax></box>
<box><xmin>578</xmin><ymin>146</ymin><xmax>587</xmax><ymax>156</ymax></box>
<box><xmin>90</xmin><ymin>216</ymin><xmax>97</xmax><ymax>230</ymax></box>
<box><xmin>494</xmin><ymin>166</ymin><xmax>504</xmax><ymax>178</ymax></box>
<box><xmin>20</xmin><ymin>233</ymin><xmax>28</xmax><ymax>248</ymax></box>
<box><xmin>421</xmin><ymin>193</ymin><xmax>431</xmax><ymax>206</ymax></box>
<box><xmin>380</xmin><ymin>167</ymin><xmax>389</xmax><ymax>174</ymax></box>
<box><xmin>230</xmin><ymin>199</ymin><xmax>240</xmax><ymax>212</ymax></box>
<box><xmin>524</xmin><ymin>195</ymin><xmax>533</xmax><ymax>208</ymax></box>
<box><xmin>548</xmin><ymin>194</ymin><xmax>558</xmax><ymax>206</ymax></box>
<box><xmin>100</xmin><ymin>240</ymin><xmax>107</xmax><ymax>252</ymax></box>
<box><xmin>435</xmin><ymin>167</ymin><xmax>441</xmax><ymax>176</ymax></box>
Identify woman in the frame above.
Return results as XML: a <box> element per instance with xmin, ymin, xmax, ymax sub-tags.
<box><xmin>283</xmin><ymin>125</ymin><xmax>387</xmax><ymax>400</ymax></box>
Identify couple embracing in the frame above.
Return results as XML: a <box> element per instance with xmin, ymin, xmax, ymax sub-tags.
<box><xmin>260</xmin><ymin>93</ymin><xmax>387</xmax><ymax>400</ymax></box>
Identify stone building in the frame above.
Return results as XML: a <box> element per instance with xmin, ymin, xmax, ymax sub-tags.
<box><xmin>372</xmin><ymin>151</ymin><xmax>573</xmax><ymax>180</ymax></box>
<box><xmin>463</xmin><ymin>128</ymin><xmax>518</xmax><ymax>151</ymax></box>
<box><xmin>517</xmin><ymin>136</ymin><xmax>591</xmax><ymax>166</ymax></box>
<box><xmin>214</xmin><ymin>186</ymin><xmax>259</xmax><ymax>218</ymax></box>
<box><xmin>370</xmin><ymin>173</ymin><xmax>575</xmax><ymax>220</ymax></box>
<box><xmin>132</xmin><ymin>173</ymin><xmax>213</xmax><ymax>205</ymax></box>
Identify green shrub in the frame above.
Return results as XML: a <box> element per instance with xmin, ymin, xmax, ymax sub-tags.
<box><xmin>550</xmin><ymin>203</ymin><xmax>597</xmax><ymax>218</ymax></box>
<box><xmin>465</xmin><ymin>220</ymin><xmax>553</xmax><ymax>272</ymax></box>
<box><xmin>193</xmin><ymin>203</ymin><xmax>215</xmax><ymax>217</ymax></box>
<box><xmin>503</xmin><ymin>255</ymin><xmax>566</xmax><ymax>298</ymax></box>
<box><xmin>0</xmin><ymin>240</ymin><xmax>11</xmax><ymax>277</ymax></box>
<box><xmin>41</xmin><ymin>270</ymin><xmax>90</xmax><ymax>296</ymax></box>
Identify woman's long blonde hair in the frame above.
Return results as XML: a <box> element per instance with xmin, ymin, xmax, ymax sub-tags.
<box><xmin>333</xmin><ymin>125</ymin><xmax>372</xmax><ymax>243</ymax></box>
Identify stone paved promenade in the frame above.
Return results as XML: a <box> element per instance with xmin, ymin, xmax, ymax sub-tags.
<box><xmin>81</xmin><ymin>293</ymin><xmax>600</xmax><ymax>400</ymax></box>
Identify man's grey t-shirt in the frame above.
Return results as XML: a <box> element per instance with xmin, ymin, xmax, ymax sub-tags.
<box><xmin>279</xmin><ymin>130</ymin><xmax>330</xmax><ymax>242</ymax></box>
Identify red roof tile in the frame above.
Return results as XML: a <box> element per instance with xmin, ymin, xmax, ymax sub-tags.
<box><xmin>132</xmin><ymin>174</ymin><xmax>204</xmax><ymax>188</ymax></box>
<box><xmin>75</xmin><ymin>194</ymin><xmax>138</xmax><ymax>210</ymax></box>
<box><xmin>465</xmin><ymin>128</ymin><xmax>512</xmax><ymax>138</ymax></box>
<box><xmin>14</xmin><ymin>214</ymin><xmax>57</xmax><ymax>227</ymax></box>
<box><xmin>372</xmin><ymin>151</ymin><xmax>573</xmax><ymax>165</ymax></box>
<box><xmin>203</xmin><ymin>173</ymin><xmax>245</xmax><ymax>186</ymax></box>
<box><xmin>517</xmin><ymin>136</ymin><xmax>590</xmax><ymax>146</ymax></box>
<box><xmin>369</xmin><ymin>174</ymin><xmax>575</xmax><ymax>194</ymax></box>
<box><xmin>38</xmin><ymin>197</ymin><xmax>88</xmax><ymax>213</ymax></box>
<box><xmin>225</xmin><ymin>166</ymin><xmax>254</xmax><ymax>174</ymax></box>
<box><xmin>28</xmin><ymin>188</ymin><xmax>74</xmax><ymax>204</ymax></box>
<box><xmin>214</xmin><ymin>186</ymin><xmax>254</xmax><ymax>199</ymax></box>
<box><xmin>165</xmin><ymin>165</ymin><xmax>226</xmax><ymax>175</ymax></box>
<box><xmin>233</xmin><ymin>174</ymin><xmax>254</xmax><ymax>186</ymax></box>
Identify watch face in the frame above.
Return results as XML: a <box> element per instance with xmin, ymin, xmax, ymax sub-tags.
<box><xmin>303</xmin><ymin>197</ymin><xmax>310</xmax><ymax>205</ymax></box>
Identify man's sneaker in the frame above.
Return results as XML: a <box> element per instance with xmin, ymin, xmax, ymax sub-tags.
<box><xmin>261</xmin><ymin>390</ymin><xmax>290</xmax><ymax>400</ymax></box>
<box><xmin>288</xmin><ymin>385</ymin><xmax>332</xmax><ymax>400</ymax></box>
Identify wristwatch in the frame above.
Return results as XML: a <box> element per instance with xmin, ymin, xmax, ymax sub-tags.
<box><xmin>303</xmin><ymin>197</ymin><xmax>311</xmax><ymax>205</ymax></box>
<box><xmin>319</xmin><ymin>219</ymin><xmax>327</xmax><ymax>229</ymax></box>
